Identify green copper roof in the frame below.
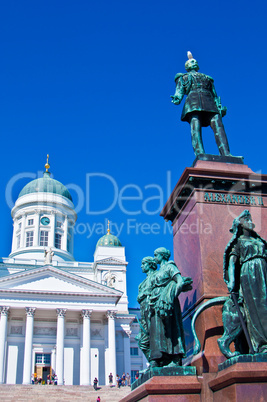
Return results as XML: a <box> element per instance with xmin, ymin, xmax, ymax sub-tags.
<box><xmin>18</xmin><ymin>172</ymin><xmax>73</xmax><ymax>201</ymax></box>
<box><xmin>96</xmin><ymin>233</ymin><xmax>122</xmax><ymax>247</ymax></box>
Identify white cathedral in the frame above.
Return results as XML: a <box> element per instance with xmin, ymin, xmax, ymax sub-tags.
<box><xmin>0</xmin><ymin>159</ymin><xmax>146</xmax><ymax>386</ymax></box>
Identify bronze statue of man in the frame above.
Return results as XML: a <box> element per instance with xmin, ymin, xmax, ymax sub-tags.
<box><xmin>171</xmin><ymin>52</ymin><xmax>231</xmax><ymax>157</ymax></box>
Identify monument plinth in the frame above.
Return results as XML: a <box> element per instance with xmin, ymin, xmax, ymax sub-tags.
<box><xmin>121</xmin><ymin>366</ymin><xmax>201</xmax><ymax>402</ymax></box>
<box><xmin>209</xmin><ymin>361</ymin><xmax>267</xmax><ymax>401</ymax></box>
<box><xmin>161</xmin><ymin>160</ymin><xmax>267</xmax><ymax>373</ymax></box>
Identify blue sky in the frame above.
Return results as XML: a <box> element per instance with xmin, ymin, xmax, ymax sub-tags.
<box><xmin>0</xmin><ymin>1</ymin><xmax>266</xmax><ymax>307</ymax></box>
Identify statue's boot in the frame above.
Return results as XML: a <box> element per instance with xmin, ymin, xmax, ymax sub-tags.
<box><xmin>211</xmin><ymin>114</ymin><xmax>231</xmax><ymax>156</ymax></box>
<box><xmin>171</xmin><ymin>354</ymin><xmax>182</xmax><ymax>366</ymax></box>
<box><xmin>190</xmin><ymin>116</ymin><xmax>205</xmax><ymax>156</ymax></box>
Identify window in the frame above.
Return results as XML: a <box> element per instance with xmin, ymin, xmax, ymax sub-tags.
<box><xmin>26</xmin><ymin>231</ymin><xmax>33</xmax><ymax>247</ymax></box>
<box><xmin>18</xmin><ymin>222</ymin><xmax>21</xmax><ymax>230</ymax></box>
<box><xmin>28</xmin><ymin>219</ymin><xmax>34</xmax><ymax>226</ymax></box>
<box><xmin>35</xmin><ymin>353</ymin><xmax>51</xmax><ymax>365</ymax></box>
<box><xmin>17</xmin><ymin>234</ymin><xmax>21</xmax><ymax>248</ymax></box>
<box><xmin>35</xmin><ymin>353</ymin><xmax>43</xmax><ymax>364</ymax></box>
<box><xmin>55</xmin><ymin>233</ymin><xmax>62</xmax><ymax>249</ymax></box>
<box><xmin>56</xmin><ymin>221</ymin><xmax>62</xmax><ymax>228</ymax></box>
<box><xmin>130</xmin><ymin>347</ymin><xmax>139</xmax><ymax>356</ymax></box>
<box><xmin>43</xmin><ymin>354</ymin><xmax>51</xmax><ymax>364</ymax></box>
<box><xmin>40</xmin><ymin>231</ymin><xmax>48</xmax><ymax>247</ymax></box>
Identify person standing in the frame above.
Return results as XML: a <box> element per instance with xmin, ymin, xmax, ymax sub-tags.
<box><xmin>93</xmin><ymin>377</ymin><xmax>98</xmax><ymax>391</ymax></box>
<box><xmin>126</xmin><ymin>372</ymin><xmax>131</xmax><ymax>386</ymax></box>
<box><xmin>108</xmin><ymin>372</ymin><xmax>113</xmax><ymax>387</ymax></box>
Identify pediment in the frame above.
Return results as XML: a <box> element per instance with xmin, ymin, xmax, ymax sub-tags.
<box><xmin>95</xmin><ymin>257</ymin><xmax>127</xmax><ymax>266</ymax></box>
<box><xmin>0</xmin><ymin>266</ymin><xmax>122</xmax><ymax>296</ymax></box>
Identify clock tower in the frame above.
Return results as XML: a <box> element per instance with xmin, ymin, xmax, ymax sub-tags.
<box><xmin>9</xmin><ymin>157</ymin><xmax>77</xmax><ymax>262</ymax></box>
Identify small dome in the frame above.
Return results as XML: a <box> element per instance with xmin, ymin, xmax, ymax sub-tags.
<box><xmin>96</xmin><ymin>233</ymin><xmax>122</xmax><ymax>247</ymax></box>
<box><xmin>18</xmin><ymin>172</ymin><xmax>73</xmax><ymax>201</ymax></box>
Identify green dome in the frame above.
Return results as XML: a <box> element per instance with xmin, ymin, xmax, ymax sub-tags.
<box><xmin>96</xmin><ymin>233</ymin><xmax>122</xmax><ymax>247</ymax></box>
<box><xmin>18</xmin><ymin>172</ymin><xmax>73</xmax><ymax>202</ymax></box>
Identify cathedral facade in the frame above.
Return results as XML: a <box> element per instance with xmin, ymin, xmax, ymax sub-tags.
<box><xmin>0</xmin><ymin>162</ymin><xmax>146</xmax><ymax>385</ymax></box>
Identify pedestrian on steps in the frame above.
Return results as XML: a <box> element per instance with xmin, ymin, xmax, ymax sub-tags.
<box><xmin>109</xmin><ymin>372</ymin><xmax>113</xmax><ymax>387</ymax></box>
<box><xmin>93</xmin><ymin>377</ymin><xmax>98</xmax><ymax>391</ymax></box>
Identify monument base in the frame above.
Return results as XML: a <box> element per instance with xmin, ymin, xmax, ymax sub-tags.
<box><xmin>131</xmin><ymin>366</ymin><xmax>197</xmax><ymax>391</ymax></box>
<box><xmin>218</xmin><ymin>352</ymin><xmax>267</xmax><ymax>371</ymax></box>
<box><xmin>120</xmin><ymin>366</ymin><xmax>201</xmax><ymax>401</ymax></box>
<box><xmin>192</xmin><ymin>153</ymin><xmax>244</xmax><ymax>166</ymax></box>
<box><xmin>209</xmin><ymin>361</ymin><xmax>267</xmax><ymax>401</ymax></box>
<box><xmin>122</xmin><ymin>357</ymin><xmax>267</xmax><ymax>401</ymax></box>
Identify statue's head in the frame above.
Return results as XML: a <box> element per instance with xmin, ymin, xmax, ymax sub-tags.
<box><xmin>185</xmin><ymin>51</ymin><xmax>199</xmax><ymax>72</ymax></box>
<box><xmin>185</xmin><ymin>58</ymin><xmax>199</xmax><ymax>72</ymax></box>
<box><xmin>230</xmin><ymin>210</ymin><xmax>255</xmax><ymax>234</ymax></box>
<box><xmin>154</xmin><ymin>247</ymin><xmax>171</xmax><ymax>264</ymax></box>
<box><xmin>141</xmin><ymin>256</ymin><xmax>157</xmax><ymax>273</ymax></box>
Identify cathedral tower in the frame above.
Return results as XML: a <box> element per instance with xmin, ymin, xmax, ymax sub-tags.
<box><xmin>9</xmin><ymin>156</ymin><xmax>77</xmax><ymax>262</ymax></box>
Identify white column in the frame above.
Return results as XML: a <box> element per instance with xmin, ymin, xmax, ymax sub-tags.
<box><xmin>23</xmin><ymin>307</ymin><xmax>36</xmax><ymax>384</ymax></box>
<box><xmin>81</xmin><ymin>309</ymin><xmax>92</xmax><ymax>385</ymax></box>
<box><xmin>33</xmin><ymin>211</ymin><xmax>40</xmax><ymax>246</ymax></box>
<box><xmin>56</xmin><ymin>308</ymin><xmax>66</xmax><ymax>385</ymax></box>
<box><xmin>51</xmin><ymin>347</ymin><xmax>56</xmax><ymax>375</ymax></box>
<box><xmin>20</xmin><ymin>213</ymin><xmax>26</xmax><ymax>248</ymax></box>
<box><xmin>106</xmin><ymin>311</ymin><xmax>116</xmax><ymax>384</ymax></box>
<box><xmin>0</xmin><ymin>307</ymin><xmax>9</xmax><ymax>384</ymax></box>
<box><xmin>48</xmin><ymin>211</ymin><xmax>56</xmax><ymax>247</ymax></box>
<box><xmin>79</xmin><ymin>317</ymin><xmax>84</xmax><ymax>385</ymax></box>
<box><xmin>123</xmin><ymin>328</ymin><xmax>131</xmax><ymax>377</ymax></box>
<box><xmin>11</xmin><ymin>219</ymin><xmax>17</xmax><ymax>253</ymax></box>
<box><xmin>63</xmin><ymin>215</ymin><xmax>68</xmax><ymax>251</ymax></box>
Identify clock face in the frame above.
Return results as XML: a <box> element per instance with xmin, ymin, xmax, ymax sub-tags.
<box><xmin>41</xmin><ymin>217</ymin><xmax>50</xmax><ymax>225</ymax></box>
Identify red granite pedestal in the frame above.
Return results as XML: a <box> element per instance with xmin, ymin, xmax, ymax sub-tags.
<box><xmin>160</xmin><ymin>160</ymin><xmax>267</xmax><ymax>374</ymax></box>
<box><xmin>120</xmin><ymin>375</ymin><xmax>202</xmax><ymax>401</ymax></box>
<box><xmin>125</xmin><ymin>160</ymin><xmax>267</xmax><ymax>402</ymax></box>
<box><xmin>209</xmin><ymin>362</ymin><xmax>267</xmax><ymax>401</ymax></box>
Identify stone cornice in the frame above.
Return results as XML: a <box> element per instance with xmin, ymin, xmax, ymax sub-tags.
<box><xmin>0</xmin><ymin>288</ymin><xmax>121</xmax><ymax>298</ymax></box>
<box><xmin>94</xmin><ymin>257</ymin><xmax>128</xmax><ymax>266</ymax></box>
<box><xmin>115</xmin><ymin>314</ymin><xmax>136</xmax><ymax>324</ymax></box>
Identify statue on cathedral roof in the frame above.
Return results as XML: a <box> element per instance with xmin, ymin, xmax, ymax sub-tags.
<box><xmin>44</xmin><ymin>247</ymin><xmax>54</xmax><ymax>265</ymax></box>
<box><xmin>171</xmin><ymin>52</ymin><xmax>231</xmax><ymax>158</ymax></box>
<box><xmin>105</xmin><ymin>270</ymin><xmax>116</xmax><ymax>287</ymax></box>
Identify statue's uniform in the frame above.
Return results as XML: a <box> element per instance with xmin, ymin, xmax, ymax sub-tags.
<box><xmin>176</xmin><ymin>72</ymin><xmax>219</xmax><ymax>127</ymax></box>
<box><xmin>173</xmin><ymin>69</ymin><xmax>230</xmax><ymax>157</ymax></box>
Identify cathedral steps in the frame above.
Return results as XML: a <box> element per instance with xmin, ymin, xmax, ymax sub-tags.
<box><xmin>0</xmin><ymin>384</ymin><xmax>131</xmax><ymax>402</ymax></box>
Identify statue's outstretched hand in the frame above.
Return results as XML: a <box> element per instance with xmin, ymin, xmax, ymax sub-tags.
<box><xmin>181</xmin><ymin>277</ymin><xmax>193</xmax><ymax>292</ymax></box>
